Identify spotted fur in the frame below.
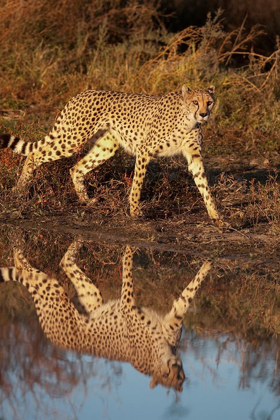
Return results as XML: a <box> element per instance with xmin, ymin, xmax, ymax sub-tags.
<box><xmin>0</xmin><ymin>241</ymin><xmax>212</xmax><ymax>391</ymax></box>
<box><xmin>0</xmin><ymin>85</ymin><xmax>224</xmax><ymax>225</ymax></box>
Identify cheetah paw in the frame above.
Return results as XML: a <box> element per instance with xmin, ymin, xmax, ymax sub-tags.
<box><xmin>85</xmin><ymin>197</ymin><xmax>98</xmax><ymax>207</ymax></box>
<box><xmin>78</xmin><ymin>195</ymin><xmax>97</xmax><ymax>206</ymax></box>
<box><xmin>130</xmin><ymin>208</ymin><xmax>144</xmax><ymax>218</ymax></box>
<box><xmin>213</xmin><ymin>219</ymin><xmax>232</xmax><ymax>231</ymax></box>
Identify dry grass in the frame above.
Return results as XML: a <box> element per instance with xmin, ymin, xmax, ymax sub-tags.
<box><xmin>0</xmin><ymin>4</ymin><xmax>279</xmax><ymax>228</ymax></box>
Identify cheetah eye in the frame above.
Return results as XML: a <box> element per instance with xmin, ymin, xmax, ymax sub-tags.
<box><xmin>207</xmin><ymin>101</ymin><xmax>213</xmax><ymax>107</ymax></box>
<box><xmin>192</xmin><ymin>100</ymin><xmax>199</xmax><ymax>106</ymax></box>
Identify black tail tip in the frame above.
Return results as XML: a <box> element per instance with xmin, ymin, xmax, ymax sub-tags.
<box><xmin>0</xmin><ymin>133</ymin><xmax>12</xmax><ymax>148</ymax></box>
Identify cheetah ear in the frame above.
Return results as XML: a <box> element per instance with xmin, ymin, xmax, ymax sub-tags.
<box><xmin>182</xmin><ymin>85</ymin><xmax>192</xmax><ymax>100</ymax></box>
<box><xmin>207</xmin><ymin>85</ymin><xmax>215</xmax><ymax>95</ymax></box>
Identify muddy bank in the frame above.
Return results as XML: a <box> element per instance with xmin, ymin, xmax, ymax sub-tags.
<box><xmin>0</xmin><ymin>210</ymin><xmax>278</xmax><ymax>264</ymax></box>
<box><xmin>0</xmin><ymin>155</ymin><xmax>279</xmax><ymax>265</ymax></box>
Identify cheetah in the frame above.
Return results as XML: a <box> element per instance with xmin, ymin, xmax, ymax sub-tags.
<box><xmin>0</xmin><ymin>241</ymin><xmax>212</xmax><ymax>391</ymax></box>
<box><xmin>0</xmin><ymin>86</ymin><xmax>224</xmax><ymax>226</ymax></box>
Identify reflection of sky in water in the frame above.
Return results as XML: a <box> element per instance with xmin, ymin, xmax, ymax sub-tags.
<box><xmin>2</xmin><ymin>329</ymin><xmax>279</xmax><ymax>420</ymax></box>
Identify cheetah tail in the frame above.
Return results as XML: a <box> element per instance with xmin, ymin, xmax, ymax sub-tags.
<box><xmin>0</xmin><ymin>267</ymin><xmax>26</xmax><ymax>285</ymax></box>
<box><xmin>0</xmin><ymin>133</ymin><xmax>37</xmax><ymax>155</ymax></box>
<box><xmin>0</xmin><ymin>265</ymin><xmax>58</xmax><ymax>297</ymax></box>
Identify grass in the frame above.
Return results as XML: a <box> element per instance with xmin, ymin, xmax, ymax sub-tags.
<box><xmin>0</xmin><ymin>3</ymin><xmax>279</xmax><ymax>228</ymax></box>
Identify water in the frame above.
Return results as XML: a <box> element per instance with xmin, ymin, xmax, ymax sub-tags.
<box><xmin>0</xmin><ymin>226</ymin><xmax>279</xmax><ymax>420</ymax></box>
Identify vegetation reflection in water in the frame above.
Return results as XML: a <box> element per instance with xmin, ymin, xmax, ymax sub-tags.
<box><xmin>0</xmin><ymin>229</ymin><xmax>279</xmax><ymax>420</ymax></box>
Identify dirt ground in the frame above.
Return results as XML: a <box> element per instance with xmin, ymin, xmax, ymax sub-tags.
<box><xmin>0</xmin><ymin>207</ymin><xmax>278</xmax><ymax>263</ymax></box>
<box><xmin>0</xmin><ymin>156</ymin><xmax>279</xmax><ymax>266</ymax></box>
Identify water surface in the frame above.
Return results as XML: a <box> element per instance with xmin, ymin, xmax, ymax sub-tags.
<box><xmin>0</xmin><ymin>226</ymin><xmax>279</xmax><ymax>420</ymax></box>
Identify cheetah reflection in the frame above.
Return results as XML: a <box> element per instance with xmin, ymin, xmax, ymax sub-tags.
<box><xmin>0</xmin><ymin>242</ymin><xmax>212</xmax><ymax>391</ymax></box>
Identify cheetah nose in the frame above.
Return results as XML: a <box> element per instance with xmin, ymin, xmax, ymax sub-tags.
<box><xmin>199</xmin><ymin>112</ymin><xmax>208</xmax><ymax>118</ymax></box>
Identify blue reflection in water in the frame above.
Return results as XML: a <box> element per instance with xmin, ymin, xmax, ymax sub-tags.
<box><xmin>1</xmin><ymin>326</ymin><xmax>279</xmax><ymax>420</ymax></box>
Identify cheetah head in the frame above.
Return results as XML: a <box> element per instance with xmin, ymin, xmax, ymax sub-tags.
<box><xmin>149</xmin><ymin>357</ymin><xmax>185</xmax><ymax>392</ymax></box>
<box><xmin>182</xmin><ymin>85</ymin><xmax>215</xmax><ymax>124</ymax></box>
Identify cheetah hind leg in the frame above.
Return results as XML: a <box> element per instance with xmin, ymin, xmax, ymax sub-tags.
<box><xmin>4</xmin><ymin>248</ymin><xmax>61</xmax><ymax>302</ymax></box>
<box><xmin>13</xmin><ymin>247</ymin><xmax>41</xmax><ymax>273</ymax></box>
<box><xmin>70</xmin><ymin>133</ymin><xmax>119</xmax><ymax>205</ymax></box>
<box><xmin>12</xmin><ymin>137</ymin><xmax>76</xmax><ymax>198</ymax></box>
<box><xmin>129</xmin><ymin>151</ymin><xmax>150</xmax><ymax>217</ymax></box>
<box><xmin>11</xmin><ymin>153</ymin><xmax>37</xmax><ymax>197</ymax></box>
<box><xmin>60</xmin><ymin>240</ymin><xmax>104</xmax><ymax>314</ymax></box>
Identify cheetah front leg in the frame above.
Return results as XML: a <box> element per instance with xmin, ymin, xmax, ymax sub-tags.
<box><xmin>129</xmin><ymin>152</ymin><xmax>150</xmax><ymax>217</ymax></box>
<box><xmin>183</xmin><ymin>130</ymin><xmax>227</xmax><ymax>229</ymax></box>
<box><xmin>120</xmin><ymin>245</ymin><xmax>135</xmax><ymax>314</ymax></box>
<box><xmin>163</xmin><ymin>260</ymin><xmax>212</xmax><ymax>347</ymax></box>
<box><xmin>60</xmin><ymin>241</ymin><xmax>104</xmax><ymax>314</ymax></box>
